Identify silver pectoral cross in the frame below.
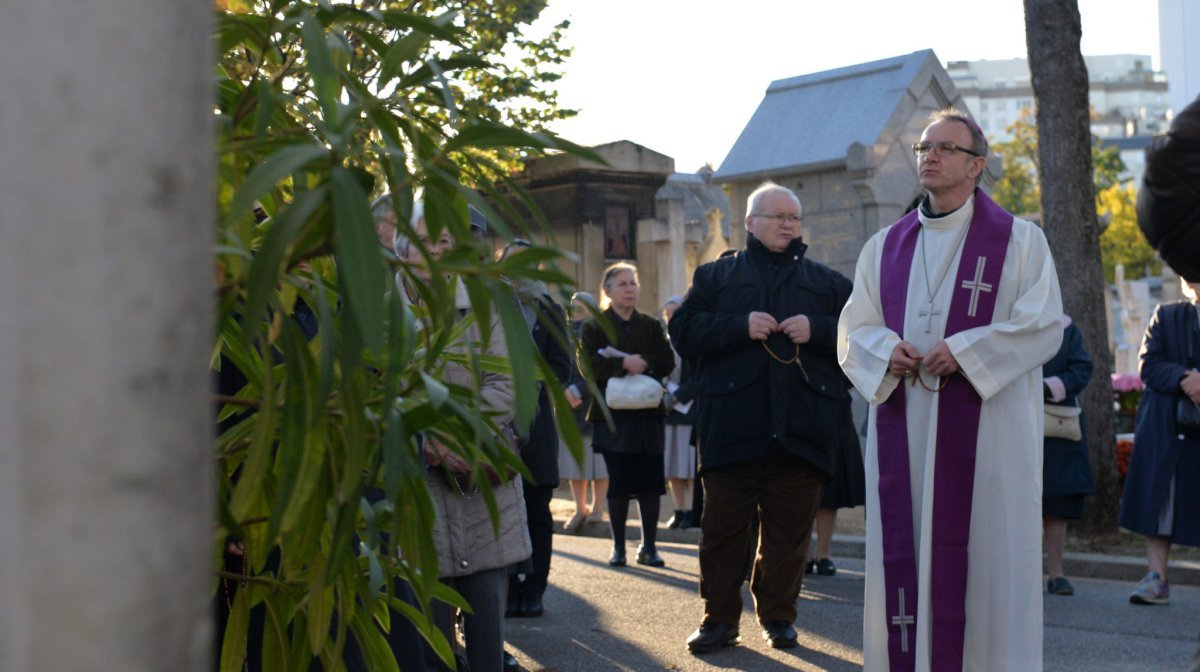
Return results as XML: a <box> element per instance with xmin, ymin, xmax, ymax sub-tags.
<box><xmin>961</xmin><ymin>257</ymin><xmax>994</xmax><ymax>318</ymax></box>
<box><xmin>891</xmin><ymin>587</ymin><xmax>915</xmax><ymax>653</ymax></box>
<box><xmin>918</xmin><ymin>301</ymin><xmax>942</xmax><ymax>334</ymax></box>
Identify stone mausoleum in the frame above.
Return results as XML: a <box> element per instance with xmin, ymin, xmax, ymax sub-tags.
<box><xmin>714</xmin><ymin>49</ymin><xmax>999</xmax><ymax>278</ymax></box>
<box><xmin>501</xmin><ymin>141</ymin><xmax>731</xmax><ymax>314</ymax></box>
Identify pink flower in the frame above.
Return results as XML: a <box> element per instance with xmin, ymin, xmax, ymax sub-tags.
<box><xmin>1111</xmin><ymin>373</ymin><xmax>1144</xmax><ymax>393</ymax></box>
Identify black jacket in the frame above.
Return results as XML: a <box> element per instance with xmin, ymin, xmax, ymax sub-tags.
<box><xmin>579</xmin><ymin>307</ymin><xmax>675</xmax><ymax>456</ymax></box>
<box><xmin>564</xmin><ymin>320</ymin><xmax>593</xmax><ymax>430</ymax></box>
<box><xmin>668</xmin><ymin>237</ymin><xmax>852</xmax><ymax>475</ymax></box>
<box><xmin>579</xmin><ymin>308</ymin><xmax>675</xmax><ymax>424</ymax></box>
<box><xmin>515</xmin><ymin>290</ymin><xmax>572</xmax><ymax>486</ymax></box>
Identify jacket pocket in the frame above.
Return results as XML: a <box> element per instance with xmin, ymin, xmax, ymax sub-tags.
<box><xmin>697</xmin><ymin>361</ymin><xmax>767</xmax><ymax>449</ymax></box>
<box><xmin>714</xmin><ymin>282</ymin><xmax>761</xmax><ymax>315</ymax></box>
<box><xmin>785</xmin><ymin>387</ymin><xmax>838</xmax><ymax>449</ymax></box>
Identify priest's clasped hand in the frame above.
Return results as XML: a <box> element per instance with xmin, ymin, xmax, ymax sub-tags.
<box><xmin>889</xmin><ymin>341</ymin><xmax>960</xmax><ymax>378</ymax></box>
<box><xmin>748</xmin><ymin>311</ymin><xmax>812</xmax><ymax>343</ymax></box>
<box><xmin>922</xmin><ymin>341</ymin><xmax>960</xmax><ymax>377</ymax></box>
<box><xmin>889</xmin><ymin>341</ymin><xmax>922</xmax><ymax>376</ymax></box>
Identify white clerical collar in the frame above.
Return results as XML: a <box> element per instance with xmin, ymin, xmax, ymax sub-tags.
<box><xmin>919</xmin><ymin>194</ymin><xmax>974</xmax><ymax>231</ymax></box>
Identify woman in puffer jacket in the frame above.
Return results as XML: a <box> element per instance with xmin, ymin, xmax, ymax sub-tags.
<box><xmin>393</xmin><ymin>201</ymin><xmax>531</xmax><ymax>672</ymax></box>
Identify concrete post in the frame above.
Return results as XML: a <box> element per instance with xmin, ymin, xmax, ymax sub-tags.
<box><xmin>0</xmin><ymin>3</ymin><xmax>213</xmax><ymax>670</ymax></box>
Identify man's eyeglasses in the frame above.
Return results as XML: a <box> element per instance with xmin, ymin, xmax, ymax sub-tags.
<box><xmin>750</xmin><ymin>213</ymin><xmax>802</xmax><ymax>224</ymax></box>
<box><xmin>911</xmin><ymin>141</ymin><xmax>983</xmax><ymax>157</ymax></box>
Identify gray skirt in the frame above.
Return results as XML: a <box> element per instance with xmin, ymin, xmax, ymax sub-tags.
<box><xmin>558</xmin><ymin>428</ymin><xmax>608</xmax><ymax>480</ymax></box>
<box><xmin>663</xmin><ymin>424</ymin><xmax>695</xmax><ymax>479</ymax></box>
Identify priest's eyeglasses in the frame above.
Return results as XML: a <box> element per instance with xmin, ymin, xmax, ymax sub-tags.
<box><xmin>750</xmin><ymin>212</ymin><xmax>802</xmax><ymax>224</ymax></box>
<box><xmin>911</xmin><ymin>141</ymin><xmax>983</xmax><ymax>157</ymax></box>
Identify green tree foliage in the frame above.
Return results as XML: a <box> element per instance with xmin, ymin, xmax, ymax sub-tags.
<box><xmin>366</xmin><ymin>0</ymin><xmax>576</xmax><ymax>177</ymax></box>
<box><xmin>213</xmin><ymin>2</ymin><xmax>591</xmax><ymax>669</ymax></box>
<box><xmin>992</xmin><ymin>152</ymin><xmax>1041</xmax><ymax>217</ymax></box>
<box><xmin>990</xmin><ymin>109</ymin><xmax>1125</xmax><ymax>216</ymax></box>
<box><xmin>991</xmin><ymin>109</ymin><xmax>1139</xmax><ymax>279</ymax></box>
<box><xmin>1098</xmin><ymin>182</ymin><xmax>1160</xmax><ymax>281</ymax></box>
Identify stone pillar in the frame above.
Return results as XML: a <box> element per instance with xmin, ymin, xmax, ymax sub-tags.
<box><xmin>0</xmin><ymin>3</ymin><xmax>213</xmax><ymax>671</ymax></box>
<box><xmin>654</xmin><ymin>195</ymin><xmax>689</xmax><ymax>301</ymax></box>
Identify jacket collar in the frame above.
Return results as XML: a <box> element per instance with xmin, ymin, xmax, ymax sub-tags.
<box><xmin>745</xmin><ymin>234</ymin><xmax>808</xmax><ymax>266</ymax></box>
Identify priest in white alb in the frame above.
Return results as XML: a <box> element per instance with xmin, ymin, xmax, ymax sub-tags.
<box><xmin>837</xmin><ymin>109</ymin><xmax>1063</xmax><ymax>672</ymax></box>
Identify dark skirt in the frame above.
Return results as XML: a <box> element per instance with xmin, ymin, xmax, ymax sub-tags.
<box><xmin>819</xmin><ymin>398</ymin><xmax>867</xmax><ymax>510</ymax></box>
<box><xmin>593</xmin><ymin>410</ymin><xmax>667</xmax><ymax>498</ymax></box>
<box><xmin>1043</xmin><ymin>493</ymin><xmax>1085</xmax><ymax>521</ymax></box>
<box><xmin>601</xmin><ymin>451</ymin><xmax>666</xmax><ymax>498</ymax></box>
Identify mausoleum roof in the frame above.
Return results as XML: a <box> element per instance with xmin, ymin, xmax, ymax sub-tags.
<box><xmin>520</xmin><ymin>140</ymin><xmax>675</xmax><ymax>179</ymax></box>
<box><xmin>715</xmin><ymin>50</ymin><xmax>945</xmax><ymax>182</ymax></box>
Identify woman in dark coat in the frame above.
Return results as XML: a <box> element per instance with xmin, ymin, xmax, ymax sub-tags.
<box><xmin>662</xmin><ymin>295</ymin><xmax>699</xmax><ymax>529</ymax></box>
<box><xmin>804</xmin><ymin>388</ymin><xmax>866</xmax><ymax>578</ymax></box>
<box><xmin>501</xmin><ymin>240</ymin><xmax>573</xmax><ymax>619</ymax></box>
<box><xmin>1041</xmin><ymin>317</ymin><xmax>1094</xmax><ymax>596</ymax></box>
<box><xmin>1118</xmin><ymin>280</ymin><xmax>1200</xmax><ymax>605</ymax></box>
<box><xmin>559</xmin><ymin>292</ymin><xmax>609</xmax><ymax>530</ymax></box>
<box><xmin>580</xmin><ymin>262</ymin><xmax>675</xmax><ymax>567</ymax></box>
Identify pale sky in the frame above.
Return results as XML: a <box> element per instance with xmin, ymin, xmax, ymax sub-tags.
<box><xmin>535</xmin><ymin>0</ymin><xmax>1161</xmax><ymax>172</ymax></box>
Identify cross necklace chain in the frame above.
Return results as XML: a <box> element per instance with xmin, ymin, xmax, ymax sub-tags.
<box><xmin>917</xmin><ymin>221</ymin><xmax>970</xmax><ymax>334</ymax></box>
<box><xmin>909</xmin><ymin>221</ymin><xmax>971</xmax><ymax>393</ymax></box>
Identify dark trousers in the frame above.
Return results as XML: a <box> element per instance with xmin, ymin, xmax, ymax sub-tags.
<box><xmin>521</xmin><ymin>482</ymin><xmax>556</xmax><ymax>595</ymax></box>
<box><xmin>431</xmin><ymin>567</ymin><xmax>507</xmax><ymax>672</ymax></box>
<box><xmin>338</xmin><ymin>580</ymin><xmax>429</xmax><ymax>672</ymax></box>
<box><xmin>699</xmin><ymin>453</ymin><xmax>824</xmax><ymax>626</ymax></box>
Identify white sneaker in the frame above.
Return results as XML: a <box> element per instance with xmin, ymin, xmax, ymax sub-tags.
<box><xmin>1129</xmin><ymin>571</ymin><xmax>1170</xmax><ymax>605</ymax></box>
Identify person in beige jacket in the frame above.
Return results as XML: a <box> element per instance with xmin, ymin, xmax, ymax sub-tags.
<box><xmin>383</xmin><ymin>199</ymin><xmax>531</xmax><ymax>672</ymax></box>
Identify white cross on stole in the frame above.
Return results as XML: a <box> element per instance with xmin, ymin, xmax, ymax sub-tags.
<box><xmin>891</xmin><ymin>587</ymin><xmax>915</xmax><ymax>653</ymax></box>
<box><xmin>961</xmin><ymin>256</ymin><xmax>994</xmax><ymax>318</ymax></box>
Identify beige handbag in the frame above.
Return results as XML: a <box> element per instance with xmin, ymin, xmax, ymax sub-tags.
<box><xmin>605</xmin><ymin>374</ymin><xmax>664</xmax><ymax>410</ymax></box>
<box><xmin>1044</xmin><ymin>403</ymin><xmax>1083</xmax><ymax>441</ymax></box>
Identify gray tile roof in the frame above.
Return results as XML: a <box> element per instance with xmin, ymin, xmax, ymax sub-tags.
<box><xmin>715</xmin><ymin>50</ymin><xmax>941</xmax><ymax>181</ymax></box>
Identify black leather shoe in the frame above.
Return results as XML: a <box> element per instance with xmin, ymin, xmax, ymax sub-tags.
<box><xmin>503</xmin><ymin>650</ymin><xmax>520</xmax><ymax>671</ymax></box>
<box><xmin>520</xmin><ymin>591</ymin><xmax>544</xmax><ymax>617</ymax></box>
<box><xmin>667</xmin><ymin>510</ymin><xmax>683</xmax><ymax>529</ymax></box>
<box><xmin>762</xmin><ymin>620</ymin><xmax>799</xmax><ymax>649</ymax></box>
<box><xmin>804</xmin><ymin>559</ymin><xmax>818</xmax><ymax>575</ymax></box>
<box><xmin>636</xmin><ymin>546</ymin><xmax>665</xmax><ymax>567</ymax></box>
<box><xmin>815</xmin><ymin>557</ymin><xmax>837</xmax><ymax>576</ymax></box>
<box><xmin>609</xmin><ymin>548</ymin><xmax>627</xmax><ymax>567</ymax></box>
<box><xmin>686</xmin><ymin>622</ymin><xmax>740</xmax><ymax>654</ymax></box>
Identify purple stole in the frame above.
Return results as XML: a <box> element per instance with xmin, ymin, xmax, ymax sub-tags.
<box><xmin>876</xmin><ymin>189</ymin><xmax>1013</xmax><ymax>672</ymax></box>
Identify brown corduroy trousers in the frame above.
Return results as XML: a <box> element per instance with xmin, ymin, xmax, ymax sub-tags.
<box><xmin>698</xmin><ymin>453</ymin><xmax>825</xmax><ymax>627</ymax></box>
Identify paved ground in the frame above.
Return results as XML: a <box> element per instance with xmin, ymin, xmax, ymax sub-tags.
<box><xmin>505</xmin><ymin>534</ymin><xmax>1200</xmax><ymax>672</ymax></box>
<box><xmin>549</xmin><ymin>490</ymin><xmax>1200</xmax><ymax>586</ymax></box>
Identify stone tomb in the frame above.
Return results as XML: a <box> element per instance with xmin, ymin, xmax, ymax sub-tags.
<box><xmin>502</xmin><ymin>141</ymin><xmax>731</xmax><ymax>314</ymax></box>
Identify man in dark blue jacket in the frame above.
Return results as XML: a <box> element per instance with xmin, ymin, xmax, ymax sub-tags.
<box><xmin>669</xmin><ymin>181</ymin><xmax>851</xmax><ymax>655</ymax></box>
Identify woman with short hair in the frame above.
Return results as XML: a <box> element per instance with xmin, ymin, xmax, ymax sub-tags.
<box><xmin>579</xmin><ymin>262</ymin><xmax>675</xmax><ymax>567</ymax></box>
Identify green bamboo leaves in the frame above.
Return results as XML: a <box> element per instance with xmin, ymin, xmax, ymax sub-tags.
<box><xmin>215</xmin><ymin>2</ymin><xmax>587</xmax><ymax>670</ymax></box>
